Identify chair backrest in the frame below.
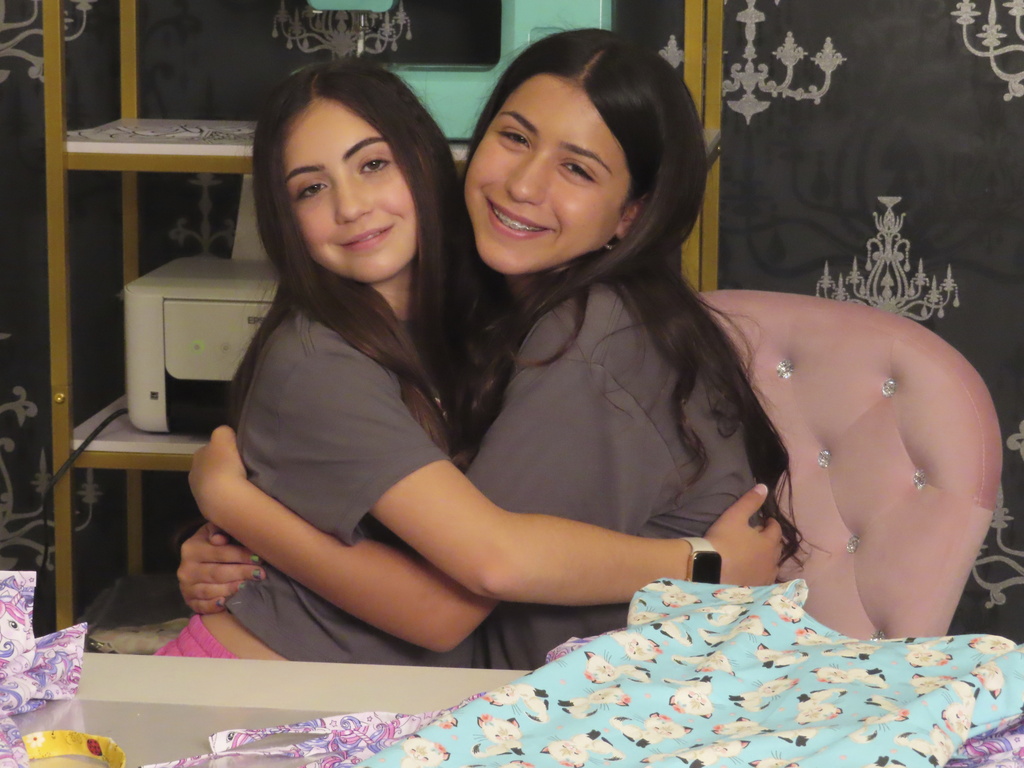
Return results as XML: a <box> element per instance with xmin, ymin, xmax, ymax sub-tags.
<box><xmin>703</xmin><ymin>290</ymin><xmax>1002</xmax><ymax>640</ymax></box>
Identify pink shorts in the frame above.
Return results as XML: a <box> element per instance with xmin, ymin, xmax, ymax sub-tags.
<box><xmin>155</xmin><ymin>614</ymin><xmax>238</xmax><ymax>659</ymax></box>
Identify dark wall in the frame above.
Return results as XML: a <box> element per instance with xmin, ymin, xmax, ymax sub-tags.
<box><xmin>715</xmin><ymin>0</ymin><xmax>1024</xmax><ymax>637</ymax></box>
<box><xmin>2</xmin><ymin>0</ymin><xmax>1021</xmax><ymax>639</ymax></box>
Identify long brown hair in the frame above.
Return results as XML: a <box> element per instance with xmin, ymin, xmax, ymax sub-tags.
<box><xmin>458</xmin><ymin>30</ymin><xmax>801</xmax><ymax>563</ymax></box>
<box><xmin>232</xmin><ymin>60</ymin><xmax>476</xmax><ymax>454</ymax></box>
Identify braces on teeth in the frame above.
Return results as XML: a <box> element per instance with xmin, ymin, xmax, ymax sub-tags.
<box><xmin>494</xmin><ymin>207</ymin><xmax>543</xmax><ymax>232</ymax></box>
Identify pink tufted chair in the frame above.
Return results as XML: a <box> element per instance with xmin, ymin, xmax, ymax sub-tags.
<box><xmin>703</xmin><ymin>290</ymin><xmax>1002</xmax><ymax>640</ymax></box>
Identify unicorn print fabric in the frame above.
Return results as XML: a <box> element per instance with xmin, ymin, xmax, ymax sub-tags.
<box><xmin>365</xmin><ymin>579</ymin><xmax>1024</xmax><ymax>768</ymax></box>
<box><xmin>0</xmin><ymin>571</ymin><xmax>87</xmax><ymax>768</ymax></box>
<box><xmin>140</xmin><ymin>709</ymin><xmax>456</xmax><ymax>768</ymax></box>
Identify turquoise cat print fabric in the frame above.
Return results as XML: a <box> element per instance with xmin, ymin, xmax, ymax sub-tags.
<box><xmin>366</xmin><ymin>579</ymin><xmax>1024</xmax><ymax>768</ymax></box>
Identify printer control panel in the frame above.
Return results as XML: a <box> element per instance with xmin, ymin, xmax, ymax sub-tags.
<box><xmin>163</xmin><ymin>299</ymin><xmax>267</xmax><ymax>381</ymax></box>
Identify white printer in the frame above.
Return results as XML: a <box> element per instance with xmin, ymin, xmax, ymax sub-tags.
<box><xmin>124</xmin><ymin>255</ymin><xmax>275</xmax><ymax>433</ymax></box>
<box><xmin>124</xmin><ymin>177</ymin><xmax>276</xmax><ymax>433</ymax></box>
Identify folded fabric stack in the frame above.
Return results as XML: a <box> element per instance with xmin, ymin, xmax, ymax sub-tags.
<box><xmin>0</xmin><ymin>571</ymin><xmax>87</xmax><ymax>768</ymax></box>
<box><xmin>367</xmin><ymin>579</ymin><xmax>1024</xmax><ymax>768</ymax></box>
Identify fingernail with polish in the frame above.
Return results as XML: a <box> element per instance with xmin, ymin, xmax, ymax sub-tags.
<box><xmin>216</xmin><ymin>598</ymin><xmax>224</xmax><ymax>608</ymax></box>
<box><xmin>252</xmin><ymin>569</ymin><xmax>263</xmax><ymax>580</ymax></box>
<box><xmin>250</xmin><ymin>554</ymin><xmax>260</xmax><ymax>565</ymax></box>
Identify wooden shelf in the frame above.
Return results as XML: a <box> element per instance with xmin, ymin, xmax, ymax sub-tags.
<box><xmin>67</xmin><ymin>119</ymin><xmax>254</xmax><ymax>155</ymax></box>
<box><xmin>64</xmin><ymin>119</ymin><xmax>470</xmax><ymax>171</ymax></box>
<box><xmin>67</xmin><ymin>153</ymin><xmax>252</xmax><ymax>174</ymax></box>
<box><xmin>66</xmin><ymin>119</ymin><xmax>254</xmax><ymax>173</ymax></box>
<box><xmin>73</xmin><ymin>397</ymin><xmax>201</xmax><ymax>472</ymax></box>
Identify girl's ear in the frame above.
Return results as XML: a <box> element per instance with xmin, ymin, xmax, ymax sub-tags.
<box><xmin>615</xmin><ymin>196</ymin><xmax>646</xmax><ymax>239</ymax></box>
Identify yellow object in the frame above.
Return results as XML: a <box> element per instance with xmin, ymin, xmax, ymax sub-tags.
<box><xmin>23</xmin><ymin>730</ymin><xmax>126</xmax><ymax>768</ymax></box>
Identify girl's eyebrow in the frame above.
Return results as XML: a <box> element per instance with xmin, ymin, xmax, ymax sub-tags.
<box><xmin>343</xmin><ymin>135</ymin><xmax>385</xmax><ymax>160</ymax></box>
<box><xmin>285</xmin><ymin>164</ymin><xmax>321</xmax><ymax>182</ymax></box>
<box><xmin>498</xmin><ymin>110</ymin><xmax>612</xmax><ymax>174</ymax></box>
<box><xmin>285</xmin><ymin>136</ymin><xmax>386</xmax><ymax>181</ymax></box>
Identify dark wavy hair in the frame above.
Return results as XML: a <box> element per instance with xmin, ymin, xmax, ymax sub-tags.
<box><xmin>457</xmin><ymin>29</ymin><xmax>801</xmax><ymax>563</ymax></box>
<box><xmin>232</xmin><ymin>59</ymin><xmax>476</xmax><ymax>455</ymax></box>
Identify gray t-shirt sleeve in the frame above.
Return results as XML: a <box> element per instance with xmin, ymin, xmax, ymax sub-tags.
<box><xmin>238</xmin><ymin>315</ymin><xmax>449</xmax><ymax>544</ymax></box>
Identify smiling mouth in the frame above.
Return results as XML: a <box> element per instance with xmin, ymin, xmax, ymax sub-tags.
<box><xmin>342</xmin><ymin>227</ymin><xmax>390</xmax><ymax>247</ymax></box>
<box><xmin>491</xmin><ymin>204</ymin><xmax>545</xmax><ymax>233</ymax></box>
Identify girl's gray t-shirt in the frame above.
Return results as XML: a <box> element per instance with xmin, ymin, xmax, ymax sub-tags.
<box><xmin>225</xmin><ymin>312</ymin><xmax>474</xmax><ymax>666</ymax></box>
<box><xmin>467</xmin><ymin>287</ymin><xmax>755</xmax><ymax>670</ymax></box>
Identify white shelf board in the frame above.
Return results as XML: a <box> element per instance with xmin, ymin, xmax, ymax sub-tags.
<box><xmin>67</xmin><ymin>119</ymin><xmax>471</xmax><ymax>160</ymax></box>
<box><xmin>73</xmin><ymin>396</ymin><xmax>205</xmax><ymax>455</ymax></box>
<box><xmin>66</xmin><ymin>119</ymin><xmax>255</xmax><ymax>157</ymax></box>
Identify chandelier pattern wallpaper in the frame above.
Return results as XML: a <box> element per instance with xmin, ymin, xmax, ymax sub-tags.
<box><xmin>271</xmin><ymin>0</ymin><xmax>412</xmax><ymax>59</ymax></box>
<box><xmin>721</xmin><ymin>0</ymin><xmax>844</xmax><ymax>124</ymax></box>
<box><xmin>815</xmin><ymin>197</ymin><xmax>959</xmax><ymax>322</ymax></box>
<box><xmin>952</xmin><ymin>0</ymin><xmax>1024</xmax><ymax>101</ymax></box>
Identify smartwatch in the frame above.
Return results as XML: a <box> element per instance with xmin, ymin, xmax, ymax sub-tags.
<box><xmin>684</xmin><ymin>537</ymin><xmax>722</xmax><ymax>584</ymax></box>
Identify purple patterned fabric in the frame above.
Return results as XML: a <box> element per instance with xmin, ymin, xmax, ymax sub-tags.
<box><xmin>949</xmin><ymin>714</ymin><xmax>1024</xmax><ymax>767</ymax></box>
<box><xmin>0</xmin><ymin>719</ymin><xmax>27</xmax><ymax>768</ymax></box>
<box><xmin>141</xmin><ymin>710</ymin><xmax>458</xmax><ymax>768</ymax></box>
<box><xmin>545</xmin><ymin>635</ymin><xmax>599</xmax><ymax>663</ymax></box>
<box><xmin>0</xmin><ymin>572</ymin><xmax>87</xmax><ymax>768</ymax></box>
<box><xmin>138</xmin><ymin>692</ymin><xmax>483</xmax><ymax>768</ymax></box>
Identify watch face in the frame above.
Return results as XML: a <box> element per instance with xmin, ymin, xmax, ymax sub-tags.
<box><xmin>692</xmin><ymin>551</ymin><xmax>722</xmax><ymax>584</ymax></box>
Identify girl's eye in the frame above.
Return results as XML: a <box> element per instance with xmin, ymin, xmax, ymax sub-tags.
<box><xmin>362</xmin><ymin>158</ymin><xmax>389</xmax><ymax>173</ymax></box>
<box><xmin>565</xmin><ymin>162</ymin><xmax>594</xmax><ymax>182</ymax></box>
<box><xmin>498</xmin><ymin>130</ymin><xmax>529</xmax><ymax>146</ymax></box>
<box><xmin>296</xmin><ymin>182</ymin><xmax>325</xmax><ymax>200</ymax></box>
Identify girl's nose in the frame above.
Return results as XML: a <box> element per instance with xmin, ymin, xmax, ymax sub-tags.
<box><xmin>333</xmin><ymin>181</ymin><xmax>371</xmax><ymax>223</ymax></box>
<box><xmin>505</xmin><ymin>156</ymin><xmax>548</xmax><ymax>205</ymax></box>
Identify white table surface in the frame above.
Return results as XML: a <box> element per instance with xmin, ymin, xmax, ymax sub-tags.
<box><xmin>14</xmin><ymin>653</ymin><xmax>525</xmax><ymax>767</ymax></box>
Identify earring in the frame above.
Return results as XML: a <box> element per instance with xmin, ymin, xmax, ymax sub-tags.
<box><xmin>604</xmin><ymin>239</ymin><xmax>617</xmax><ymax>251</ymax></box>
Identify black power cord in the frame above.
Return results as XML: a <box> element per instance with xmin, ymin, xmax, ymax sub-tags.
<box><xmin>40</xmin><ymin>407</ymin><xmax>129</xmax><ymax>573</ymax></box>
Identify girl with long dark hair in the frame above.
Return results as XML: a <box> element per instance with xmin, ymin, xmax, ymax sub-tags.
<box><xmin>454</xmin><ymin>28</ymin><xmax>799</xmax><ymax>667</ymax></box>
<box><xmin>161</xmin><ymin>55</ymin><xmax>783</xmax><ymax>663</ymax></box>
